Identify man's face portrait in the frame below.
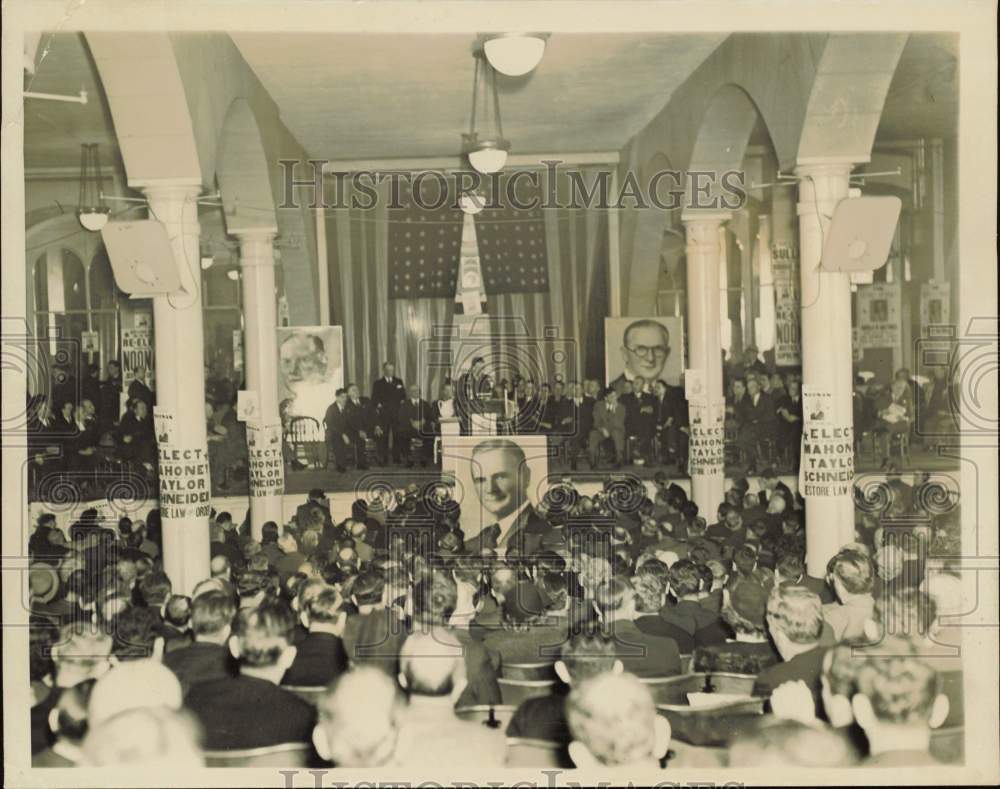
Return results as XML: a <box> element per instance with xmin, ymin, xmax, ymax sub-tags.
<box><xmin>280</xmin><ymin>334</ymin><xmax>328</xmax><ymax>389</ymax></box>
<box><xmin>621</xmin><ymin>320</ymin><xmax>670</xmax><ymax>381</ymax></box>
<box><xmin>471</xmin><ymin>445</ymin><xmax>529</xmax><ymax>521</ymax></box>
<box><xmin>347</xmin><ymin>384</ymin><xmax>360</xmax><ymax>399</ymax></box>
<box><xmin>733</xmin><ymin>380</ymin><xmax>746</xmax><ymax>399</ymax></box>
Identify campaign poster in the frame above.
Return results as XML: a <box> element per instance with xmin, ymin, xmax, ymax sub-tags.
<box><xmin>276</xmin><ymin>326</ymin><xmax>344</xmax><ymax>423</ymax></box>
<box><xmin>920</xmin><ymin>281</ymin><xmax>951</xmax><ymax>330</ymax></box>
<box><xmin>772</xmin><ymin>243</ymin><xmax>801</xmax><ymax>366</ymax></box>
<box><xmin>857</xmin><ymin>282</ymin><xmax>902</xmax><ymax>349</ymax></box>
<box><xmin>604</xmin><ymin>316</ymin><xmax>685</xmax><ymax>388</ymax></box>
<box><xmin>121</xmin><ymin>327</ymin><xmax>153</xmax><ymax>393</ymax></box>
<box><xmin>799</xmin><ymin>386</ymin><xmax>854</xmax><ymax>497</ymax></box>
<box><xmin>444</xmin><ymin>434</ymin><xmax>550</xmax><ymax>544</ymax></box>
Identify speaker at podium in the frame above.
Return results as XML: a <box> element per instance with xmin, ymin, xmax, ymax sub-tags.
<box><xmin>101</xmin><ymin>220</ymin><xmax>182</xmax><ymax>297</ymax></box>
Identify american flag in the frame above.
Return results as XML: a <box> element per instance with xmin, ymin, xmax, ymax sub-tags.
<box><xmin>388</xmin><ymin>179</ymin><xmax>463</xmax><ymax>299</ymax></box>
<box><xmin>474</xmin><ymin>174</ymin><xmax>550</xmax><ymax>294</ymax></box>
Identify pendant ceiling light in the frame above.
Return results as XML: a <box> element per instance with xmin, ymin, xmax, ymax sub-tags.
<box><xmin>462</xmin><ymin>52</ymin><xmax>510</xmax><ymax>175</ymax></box>
<box><xmin>482</xmin><ymin>33</ymin><xmax>548</xmax><ymax>77</ymax></box>
<box><xmin>77</xmin><ymin>143</ymin><xmax>110</xmax><ymax>232</ymax></box>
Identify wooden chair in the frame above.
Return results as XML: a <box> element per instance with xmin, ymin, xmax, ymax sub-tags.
<box><xmin>282</xmin><ymin>685</ymin><xmax>327</xmax><ymax>706</ymax></box>
<box><xmin>498</xmin><ymin>678</ymin><xmax>556</xmax><ymax>707</ymax></box>
<box><xmin>505</xmin><ymin>737</ymin><xmax>571</xmax><ymax>768</ymax></box>
<box><xmin>203</xmin><ymin>742</ymin><xmax>312</xmax><ymax>768</ymax></box>
<box><xmin>502</xmin><ymin>662</ymin><xmax>558</xmax><ymax>681</ymax></box>
<box><xmin>454</xmin><ymin>704</ymin><xmax>517</xmax><ymax>731</ymax></box>
<box><xmin>679</xmin><ymin>654</ymin><xmax>694</xmax><ymax>674</ymax></box>
<box><xmin>640</xmin><ymin>673</ymin><xmax>709</xmax><ymax>706</ymax></box>
<box><xmin>929</xmin><ymin>725</ymin><xmax>964</xmax><ymax>764</ymax></box>
<box><xmin>705</xmin><ymin>672</ymin><xmax>757</xmax><ymax>695</ymax></box>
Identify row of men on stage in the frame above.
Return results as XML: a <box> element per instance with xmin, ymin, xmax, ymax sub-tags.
<box><xmin>321</xmin><ymin>359</ymin><xmax>691</xmax><ymax>472</ymax></box>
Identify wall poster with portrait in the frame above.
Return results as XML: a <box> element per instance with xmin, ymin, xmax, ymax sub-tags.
<box><xmin>443</xmin><ymin>434</ymin><xmax>550</xmax><ymax>544</ymax></box>
<box><xmin>276</xmin><ymin>326</ymin><xmax>344</xmax><ymax>423</ymax></box>
<box><xmin>604</xmin><ymin>316</ymin><xmax>685</xmax><ymax>390</ymax></box>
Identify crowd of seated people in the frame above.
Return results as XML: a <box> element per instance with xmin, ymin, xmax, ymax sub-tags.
<box><xmin>26</xmin><ymin>359</ymin><xmax>160</xmax><ymax>500</ymax></box>
<box><xmin>26</xmin><ymin>463</ymin><xmax>965</xmax><ymax>770</ymax></box>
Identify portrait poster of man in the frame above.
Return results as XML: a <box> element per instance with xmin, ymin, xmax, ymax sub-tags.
<box><xmin>276</xmin><ymin>326</ymin><xmax>344</xmax><ymax>422</ymax></box>
<box><xmin>604</xmin><ymin>316</ymin><xmax>685</xmax><ymax>389</ymax></box>
<box><xmin>446</xmin><ymin>434</ymin><xmax>550</xmax><ymax>549</ymax></box>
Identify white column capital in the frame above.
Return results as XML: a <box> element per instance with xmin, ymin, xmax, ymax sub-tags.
<box><xmin>138</xmin><ymin>181</ymin><xmax>202</xmax><ymax>202</ymax></box>
<box><xmin>680</xmin><ymin>210</ymin><xmax>731</xmax><ymax>226</ymax></box>
<box><xmin>233</xmin><ymin>228</ymin><xmax>279</xmax><ymax>243</ymax></box>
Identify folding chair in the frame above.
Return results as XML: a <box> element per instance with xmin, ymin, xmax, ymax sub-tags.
<box><xmin>502</xmin><ymin>662</ymin><xmax>558</xmax><ymax>681</ymax></box>
<box><xmin>282</xmin><ymin>685</ymin><xmax>327</xmax><ymax>706</ymax></box>
<box><xmin>505</xmin><ymin>738</ymin><xmax>571</xmax><ymax>768</ymax></box>
<box><xmin>497</xmin><ymin>678</ymin><xmax>556</xmax><ymax>707</ymax></box>
<box><xmin>454</xmin><ymin>704</ymin><xmax>517</xmax><ymax>731</ymax></box>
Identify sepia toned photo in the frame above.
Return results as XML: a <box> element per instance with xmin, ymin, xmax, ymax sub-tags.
<box><xmin>2</xmin><ymin>2</ymin><xmax>997</xmax><ymax>787</ymax></box>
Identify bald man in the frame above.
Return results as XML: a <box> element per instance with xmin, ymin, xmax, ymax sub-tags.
<box><xmin>390</xmin><ymin>631</ymin><xmax>505</xmax><ymax>767</ymax></box>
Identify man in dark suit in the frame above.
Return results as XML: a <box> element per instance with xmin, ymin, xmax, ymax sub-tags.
<box><xmin>588</xmin><ymin>388</ymin><xmax>626</xmax><ymax>468</ymax></box>
<box><xmin>282</xmin><ymin>586</ymin><xmax>348</xmax><ymax>687</ymax></box>
<box><xmin>753</xmin><ymin>585</ymin><xmax>828</xmax><ymax>716</ymax></box>
<box><xmin>774</xmin><ymin>378</ymin><xmax>803</xmax><ymax>468</ymax></box>
<box><xmin>184</xmin><ymin>600</ymin><xmax>316</xmax><ymax>750</ymax></box>
<box><xmin>323</xmin><ymin>388</ymin><xmax>354</xmax><ymax>473</ymax></box>
<box><xmin>659</xmin><ymin>560</ymin><xmax>725</xmax><ymax>649</ymax></box>
<box><xmin>463</xmin><ymin>438</ymin><xmax>554</xmax><ymax>557</ymax></box>
<box><xmin>295</xmin><ymin>489</ymin><xmax>334</xmax><ymax>532</ymax></box>
<box><xmin>344</xmin><ymin>383</ymin><xmax>372</xmax><ymax>470</ymax></box>
<box><xmin>454</xmin><ymin>356</ymin><xmax>488</xmax><ymax>436</ymax></box>
<box><xmin>396</xmin><ymin>384</ymin><xmax>431</xmax><ymax>467</ymax></box>
<box><xmin>595</xmin><ymin>578</ymin><xmax>683</xmax><ymax>678</ymax></box>
<box><xmin>567</xmin><ymin>381</ymin><xmax>597</xmax><ymax>469</ymax></box>
<box><xmin>515</xmin><ymin>380</ymin><xmax>541</xmax><ymax>434</ymax></box>
<box><xmin>543</xmin><ymin>381</ymin><xmax>574</xmax><ymax>456</ymax></box>
<box><xmin>163</xmin><ymin>591</ymin><xmax>237</xmax><ymax>697</ymax></box>
<box><xmin>758</xmin><ymin>468</ymin><xmax>794</xmax><ymax>508</ymax></box>
<box><xmin>370</xmin><ymin>361</ymin><xmax>406</xmax><ymax>464</ymax></box>
<box><xmin>738</xmin><ymin>375</ymin><xmax>778</xmax><ymax>473</ymax></box>
<box><xmin>116</xmin><ymin>398</ymin><xmax>156</xmax><ymax>468</ymax></box>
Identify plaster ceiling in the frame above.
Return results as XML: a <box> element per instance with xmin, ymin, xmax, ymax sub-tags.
<box><xmin>229</xmin><ymin>32</ymin><xmax>727</xmax><ymax>160</ymax></box>
<box><xmin>21</xmin><ymin>31</ymin><xmax>958</xmax><ymax>175</ymax></box>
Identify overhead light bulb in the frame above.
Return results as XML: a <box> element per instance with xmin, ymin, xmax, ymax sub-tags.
<box><xmin>78</xmin><ymin>208</ymin><xmax>110</xmax><ymax>232</ymax></box>
<box><xmin>459</xmin><ymin>191</ymin><xmax>487</xmax><ymax>215</ymax></box>
<box><xmin>467</xmin><ymin>141</ymin><xmax>509</xmax><ymax>175</ymax></box>
<box><xmin>483</xmin><ymin>34</ymin><xmax>548</xmax><ymax>77</ymax></box>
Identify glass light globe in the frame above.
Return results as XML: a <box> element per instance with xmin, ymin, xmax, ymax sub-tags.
<box><xmin>459</xmin><ymin>192</ymin><xmax>487</xmax><ymax>215</ymax></box>
<box><xmin>484</xmin><ymin>35</ymin><xmax>546</xmax><ymax>77</ymax></box>
<box><xmin>468</xmin><ymin>146</ymin><xmax>508</xmax><ymax>175</ymax></box>
<box><xmin>78</xmin><ymin>209</ymin><xmax>110</xmax><ymax>232</ymax></box>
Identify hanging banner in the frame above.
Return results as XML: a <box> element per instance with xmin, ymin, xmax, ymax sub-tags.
<box><xmin>157</xmin><ymin>445</ymin><xmax>212</xmax><ymax>520</ymax></box>
<box><xmin>799</xmin><ymin>386</ymin><xmax>853</xmax><ymax>497</ymax></box>
<box><xmin>121</xmin><ymin>327</ymin><xmax>153</xmax><ymax>393</ymax></box>
<box><xmin>455</xmin><ymin>212</ymin><xmax>487</xmax><ymax>314</ymax></box>
<box><xmin>276</xmin><ymin>326</ymin><xmax>344</xmax><ymax>422</ymax></box>
<box><xmin>247</xmin><ymin>422</ymin><xmax>285</xmax><ymax>498</ymax></box>
<box><xmin>687</xmin><ymin>398</ymin><xmax>726</xmax><ymax>477</ymax></box>
<box><xmin>920</xmin><ymin>281</ymin><xmax>951</xmax><ymax>330</ymax></box>
<box><xmin>771</xmin><ymin>243</ymin><xmax>801</xmax><ymax>366</ymax></box>
<box><xmin>857</xmin><ymin>282</ymin><xmax>902</xmax><ymax>349</ymax></box>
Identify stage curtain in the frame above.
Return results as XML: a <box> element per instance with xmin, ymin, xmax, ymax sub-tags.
<box><xmin>325</xmin><ymin>170</ymin><xmax>609</xmax><ymax>400</ymax></box>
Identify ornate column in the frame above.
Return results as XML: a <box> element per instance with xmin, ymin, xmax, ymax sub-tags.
<box><xmin>796</xmin><ymin>160</ymin><xmax>857</xmax><ymax>576</ymax></box>
<box><xmin>142</xmin><ymin>183</ymin><xmax>211</xmax><ymax>595</ymax></box>
<box><xmin>682</xmin><ymin>211</ymin><xmax>729</xmax><ymax>515</ymax></box>
<box><xmin>236</xmin><ymin>230</ymin><xmax>285</xmax><ymax>538</ymax></box>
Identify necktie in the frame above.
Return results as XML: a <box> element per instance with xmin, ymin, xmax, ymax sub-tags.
<box><xmin>483</xmin><ymin>523</ymin><xmax>501</xmax><ymax>547</ymax></box>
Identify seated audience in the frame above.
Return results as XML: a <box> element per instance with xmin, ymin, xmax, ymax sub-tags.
<box><xmin>313</xmin><ymin>667</ymin><xmax>403</xmax><ymax>767</ymax></box>
<box><xmin>184</xmin><ymin>599</ymin><xmax>316</xmax><ymax>750</ymax></box>
<box><xmin>824</xmin><ymin>549</ymin><xmax>876</xmax><ymax>644</ymax></box>
<box><xmin>281</xmin><ymin>585</ymin><xmax>348</xmax><ymax>687</ymax></box>
<box><xmin>565</xmin><ymin>672</ymin><xmax>671</xmax><ymax>769</ymax></box>
<box><xmin>163</xmin><ymin>590</ymin><xmax>237</xmax><ymax>696</ymax></box>
<box><xmin>693</xmin><ymin>579</ymin><xmax>780</xmax><ymax>674</ymax></box>
<box><xmin>391</xmin><ymin>631</ymin><xmax>505</xmax><ymax>767</ymax></box>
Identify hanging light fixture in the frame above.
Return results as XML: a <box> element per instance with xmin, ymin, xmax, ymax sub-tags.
<box><xmin>77</xmin><ymin>143</ymin><xmax>110</xmax><ymax>232</ymax></box>
<box><xmin>482</xmin><ymin>33</ymin><xmax>548</xmax><ymax>77</ymax></box>
<box><xmin>459</xmin><ymin>190</ymin><xmax>487</xmax><ymax>215</ymax></box>
<box><xmin>462</xmin><ymin>52</ymin><xmax>510</xmax><ymax>175</ymax></box>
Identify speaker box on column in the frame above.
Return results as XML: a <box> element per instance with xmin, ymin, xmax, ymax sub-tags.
<box><xmin>821</xmin><ymin>195</ymin><xmax>902</xmax><ymax>273</ymax></box>
<box><xmin>101</xmin><ymin>220</ymin><xmax>182</xmax><ymax>296</ymax></box>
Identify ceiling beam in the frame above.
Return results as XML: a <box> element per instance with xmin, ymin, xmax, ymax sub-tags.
<box><xmin>321</xmin><ymin>151</ymin><xmax>619</xmax><ymax>174</ymax></box>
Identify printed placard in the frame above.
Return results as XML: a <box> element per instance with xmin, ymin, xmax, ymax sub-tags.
<box><xmin>684</xmin><ymin>368</ymin><xmax>705</xmax><ymax>401</ymax></box>
<box><xmin>920</xmin><ymin>281</ymin><xmax>951</xmax><ymax>329</ymax></box>
<box><xmin>799</xmin><ymin>386</ymin><xmax>853</xmax><ymax>496</ymax></box>
<box><xmin>236</xmin><ymin>390</ymin><xmax>260</xmax><ymax>422</ymax></box>
<box><xmin>157</xmin><ymin>445</ymin><xmax>212</xmax><ymax>520</ymax></box>
<box><xmin>121</xmin><ymin>328</ymin><xmax>153</xmax><ymax>392</ymax></box>
<box><xmin>247</xmin><ymin>422</ymin><xmax>285</xmax><ymax>498</ymax></box>
<box><xmin>857</xmin><ymin>281</ymin><xmax>902</xmax><ymax>349</ymax></box>
<box><xmin>772</xmin><ymin>242</ymin><xmax>801</xmax><ymax>366</ymax></box>
<box><xmin>81</xmin><ymin>331</ymin><xmax>100</xmax><ymax>354</ymax></box>
<box><xmin>152</xmin><ymin>407</ymin><xmax>175</xmax><ymax>447</ymax></box>
<box><xmin>688</xmin><ymin>398</ymin><xmax>726</xmax><ymax>477</ymax></box>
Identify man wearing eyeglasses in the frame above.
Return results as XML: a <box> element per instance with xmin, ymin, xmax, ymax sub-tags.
<box><xmin>610</xmin><ymin>320</ymin><xmax>671</xmax><ymax>393</ymax></box>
